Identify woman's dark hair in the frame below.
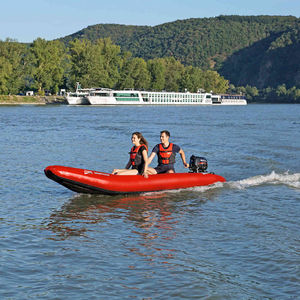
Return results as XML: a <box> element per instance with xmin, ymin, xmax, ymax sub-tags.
<box><xmin>132</xmin><ymin>132</ymin><xmax>148</xmax><ymax>150</ymax></box>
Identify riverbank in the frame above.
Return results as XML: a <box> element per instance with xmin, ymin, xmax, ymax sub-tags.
<box><xmin>0</xmin><ymin>95</ymin><xmax>67</xmax><ymax>105</ymax></box>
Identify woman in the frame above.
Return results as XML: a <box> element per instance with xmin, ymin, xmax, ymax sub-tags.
<box><xmin>112</xmin><ymin>132</ymin><xmax>148</xmax><ymax>175</ymax></box>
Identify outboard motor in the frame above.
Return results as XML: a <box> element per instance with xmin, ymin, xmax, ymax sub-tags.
<box><xmin>189</xmin><ymin>155</ymin><xmax>208</xmax><ymax>173</ymax></box>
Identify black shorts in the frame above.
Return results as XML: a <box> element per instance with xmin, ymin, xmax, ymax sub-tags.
<box><xmin>132</xmin><ymin>165</ymin><xmax>144</xmax><ymax>175</ymax></box>
<box><xmin>154</xmin><ymin>164</ymin><xmax>175</xmax><ymax>174</ymax></box>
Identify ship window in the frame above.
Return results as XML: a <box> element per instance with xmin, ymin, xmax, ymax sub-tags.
<box><xmin>95</xmin><ymin>92</ymin><xmax>109</xmax><ymax>96</ymax></box>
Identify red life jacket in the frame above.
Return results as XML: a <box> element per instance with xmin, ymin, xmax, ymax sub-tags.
<box><xmin>158</xmin><ymin>143</ymin><xmax>175</xmax><ymax>164</ymax></box>
<box><xmin>130</xmin><ymin>144</ymin><xmax>148</xmax><ymax>166</ymax></box>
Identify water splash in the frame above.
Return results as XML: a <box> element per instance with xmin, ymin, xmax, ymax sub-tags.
<box><xmin>161</xmin><ymin>171</ymin><xmax>300</xmax><ymax>194</ymax></box>
<box><xmin>229</xmin><ymin>171</ymin><xmax>300</xmax><ymax>190</ymax></box>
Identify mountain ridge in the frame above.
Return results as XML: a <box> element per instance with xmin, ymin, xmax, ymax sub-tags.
<box><xmin>59</xmin><ymin>15</ymin><xmax>300</xmax><ymax>88</ymax></box>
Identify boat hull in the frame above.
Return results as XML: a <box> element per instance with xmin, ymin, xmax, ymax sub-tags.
<box><xmin>66</xmin><ymin>96</ymin><xmax>90</xmax><ymax>105</ymax></box>
<box><xmin>44</xmin><ymin>165</ymin><xmax>226</xmax><ymax>195</ymax></box>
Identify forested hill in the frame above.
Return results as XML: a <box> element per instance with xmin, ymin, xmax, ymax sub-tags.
<box><xmin>60</xmin><ymin>15</ymin><xmax>300</xmax><ymax>89</ymax></box>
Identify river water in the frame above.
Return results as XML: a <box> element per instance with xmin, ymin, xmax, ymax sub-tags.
<box><xmin>1</xmin><ymin>104</ymin><xmax>299</xmax><ymax>299</ymax></box>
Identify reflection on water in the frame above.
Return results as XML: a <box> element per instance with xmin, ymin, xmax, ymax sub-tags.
<box><xmin>46</xmin><ymin>193</ymin><xmax>182</xmax><ymax>267</ymax></box>
<box><xmin>46</xmin><ymin>188</ymin><xmax>221</xmax><ymax>240</ymax></box>
<box><xmin>47</xmin><ymin>193</ymin><xmax>177</xmax><ymax>239</ymax></box>
<box><xmin>45</xmin><ymin>188</ymin><xmax>223</xmax><ymax>269</ymax></box>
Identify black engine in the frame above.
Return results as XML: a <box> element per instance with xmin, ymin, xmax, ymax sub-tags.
<box><xmin>189</xmin><ymin>155</ymin><xmax>208</xmax><ymax>173</ymax></box>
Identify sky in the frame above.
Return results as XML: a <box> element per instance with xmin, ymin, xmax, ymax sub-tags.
<box><xmin>1</xmin><ymin>0</ymin><xmax>300</xmax><ymax>43</ymax></box>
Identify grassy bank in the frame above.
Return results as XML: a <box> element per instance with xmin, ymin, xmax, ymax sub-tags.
<box><xmin>0</xmin><ymin>95</ymin><xmax>67</xmax><ymax>105</ymax></box>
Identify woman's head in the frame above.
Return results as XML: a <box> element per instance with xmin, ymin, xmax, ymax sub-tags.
<box><xmin>132</xmin><ymin>132</ymin><xmax>148</xmax><ymax>149</ymax></box>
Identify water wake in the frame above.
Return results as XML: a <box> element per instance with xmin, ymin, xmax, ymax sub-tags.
<box><xmin>176</xmin><ymin>171</ymin><xmax>300</xmax><ymax>194</ymax></box>
<box><xmin>228</xmin><ymin>171</ymin><xmax>300</xmax><ymax>190</ymax></box>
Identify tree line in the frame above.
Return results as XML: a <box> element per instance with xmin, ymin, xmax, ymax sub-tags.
<box><xmin>1</xmin><ymin>37</ymin><xmax>300</xmax><ymax>102</ymax></box>
<box><xmin>0</xmin><ymin>38</ymin><xmax>229</xmax><ymax>95</ymax></box>
<box><xmin>228</xmin><ymin>84</ymin><xmax>300</xmax><ymax>103</ymax></box>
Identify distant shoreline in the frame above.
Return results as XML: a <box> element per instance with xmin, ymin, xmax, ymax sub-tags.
<box><xmin>0</xmin><ymin>95</ymin><xmax>67</xmax><ymax>105</ymax></box>
<box><xmin>1</xmin><ymin>95</ymin><xmax>299</xmax><ymax>105</ymax></box>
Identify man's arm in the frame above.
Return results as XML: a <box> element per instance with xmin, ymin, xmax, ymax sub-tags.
<box><xmin>179</xmin><ymin>149</ymin><xmax>189</xmax><ymax>168</ymax></box>
<box><xmin>143</xmin><ymin>152</ymin><xmax>156</xmax><ymax>174</ymax></box>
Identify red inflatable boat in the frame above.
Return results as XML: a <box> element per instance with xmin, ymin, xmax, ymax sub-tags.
<box><xmin>44</xmin><ymin>165</ymin><xmax>226</xmax><ymax>195</ymax></box>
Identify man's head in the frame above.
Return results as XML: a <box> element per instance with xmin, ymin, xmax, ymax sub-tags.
<box><xmin>160</xmin><ymin>130</ymin><xmax>170</xmax><ymax>144</ymax></box>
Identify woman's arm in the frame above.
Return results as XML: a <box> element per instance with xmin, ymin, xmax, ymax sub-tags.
<box><xmin>142</xmin><ymin>149</ymin><xmax>148</xmax><ymax>165</ymax></box>
<box><xmin>125</xmin><ymin>159</ymin><xmax>131</xmax><ymax>169</ymax></box>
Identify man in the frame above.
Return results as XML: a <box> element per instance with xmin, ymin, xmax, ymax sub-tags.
<box><xmin>144</xmin><ymin>130</ymin><xmax>189</xmax><ymax>176</ymax></box>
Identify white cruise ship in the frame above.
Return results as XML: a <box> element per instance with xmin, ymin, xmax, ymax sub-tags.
<box><xmin>87</xmin><ymin>89</ymin><xmax>219</xmax><ymax>105</ymax></box>
<box><xmin>212</xmin><ymin>94</ymin><xmax>247</xmax><ymax>105</ymax></box>
<box><xmin>66</xmin><ymin>82</ymin><xmax>94</xmax><ymax>105</ymax></box>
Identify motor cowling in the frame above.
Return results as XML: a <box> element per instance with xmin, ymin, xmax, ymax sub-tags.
<box><xmin>189</xmin><ymin>155</ymin><xmax>208</xmax><ymax>173</ymax></box>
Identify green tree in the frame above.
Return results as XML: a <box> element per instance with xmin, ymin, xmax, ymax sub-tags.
<box><xmin>288</xmin><ymin>86</ymin><xmax>300</xmax><ymax>101</ymax></box>
<box><xmin>0</xmin><ymin>57</ymin><xmax>12</xmax><ymax>94</ymax></box>
<box><xmin>0</xmin><ymin>39</ymin><xmax>28</xmax><ymax>94</ymax></box>
<box><xmin>30</xmin><ymin>38</ymin><xmax>66</xmax><ymax>94</ymax></box>
<box><xmin>163</xmin><ymin>57</ymin><xmax>184</xmax><ymax>92</ymax></box>
<box><xmin>179</xmin><ymin>66</ymin><xmax>204</xmax><ymax>92</ymax></box>
<box><xmin>276</xmin><ymin>84</ymin><xmax>287</xmax><ymax>97</ymax></box>
<box><xmin>68</xmin><ymin>39</ymin><xmax>94</xmax><ymax>89</ymax></box>
<box><xmin>202</xmin><ymin>70</ymin><xmax>229</xmax><ymax>93</ymax></box>
<box><xmin>97</xmin><ymin>38</ymin><xmax>122</xmax><ymax>87</ymax></box>
<box><xmin>69</xmin><ymin>38</ymin><xmax>122</xmax><ymax>89</ymax></box>
<box><xmin>245</xmin><ymin>85</ymin><xmax>259</xmax><ymax>100</ymax></box>
<box><xmin>147</xmin><ymin>58</ymin><xmax>166</xmax><ymax>90</ymax></box>
<box><xmin>118</xmin><ymin>57</ymin><xmax>150</xmax><ymax>90</ymax></box>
